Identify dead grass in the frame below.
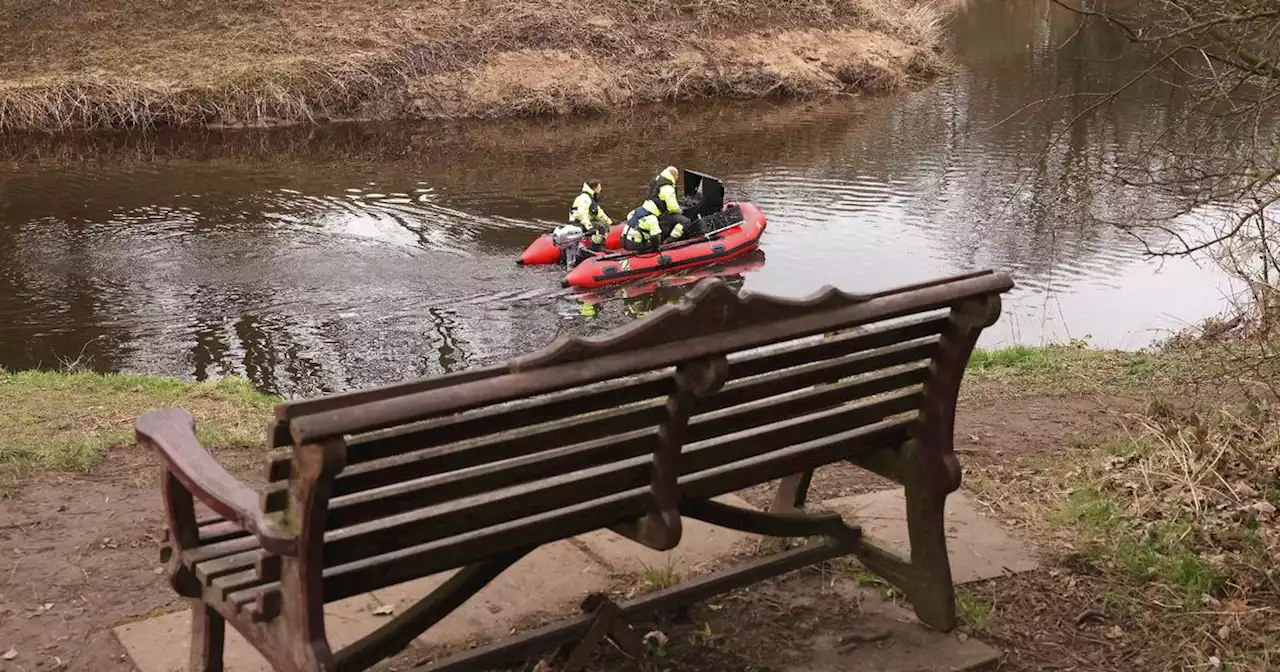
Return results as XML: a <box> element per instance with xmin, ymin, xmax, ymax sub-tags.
<box><xmin>961</xmin><ymin>340</ymin><xmax>1280</xmax><ymax>671</ymax></box>
<box><xmin>0</xmin><ymin>0</ymin><xmax>951</xmax><ymax>132</ymax></box>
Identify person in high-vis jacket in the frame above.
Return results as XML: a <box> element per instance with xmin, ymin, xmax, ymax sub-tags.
<box><xmin>569</xmin><ymin>180</ymin><xmax>612</xmax><ymax>250</ymax></box>
<box><xmin>622</xmin><ymin>166</ymin><xmax>692</xmax><ymax>252</ymax></box>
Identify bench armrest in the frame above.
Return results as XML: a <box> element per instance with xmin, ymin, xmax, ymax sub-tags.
<box><xmin>138</xmin><ymin>408</ymin><xmax>297</xmax><ymax>555</ymax></box>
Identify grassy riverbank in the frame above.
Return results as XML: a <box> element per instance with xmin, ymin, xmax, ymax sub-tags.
<box><xmin>3</xmin><ymin>335</ymin><xmax>1275</xmax><ymax>668</ymax></box>
<box><xmin>0</xmin><ymin>370</ymin><xmax>276</xmax><ymax>486</ymax></box>
<box><xmin>0</xmin><ymin>0</ymin><xmax>951</xmax><ymax>133</ymax></box>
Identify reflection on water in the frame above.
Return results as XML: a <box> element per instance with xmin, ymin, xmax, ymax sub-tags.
<box><xmin>0</xmin><ymin>0</ymin><xmax>1251</xmax><ymax>396</ymax></box>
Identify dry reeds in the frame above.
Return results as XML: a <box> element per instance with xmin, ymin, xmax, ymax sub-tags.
<box><xmin>0</xmin><ymin>0</ymin><xmax>951</xmax><ymax>133</ymax></box>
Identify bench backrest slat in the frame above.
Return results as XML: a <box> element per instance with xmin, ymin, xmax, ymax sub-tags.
<box><xmin>315</xmin><ymin>346</ymin><xmax>934</xmax><ymax>534</ymax></box>
<box><xmin>286</xmin><ymin>271</ymin><xmax>1012</xmax><ymax>443</ymax></box>
<box><xmin>275</xmin><ymin>365</ymin><xmax>507</xmax><ymax>421</ymax></box>
<box><xmin>304</xmin><ymin>415</ymin><xmax>918</xmax><ymax>602</ymax></box>
<box><xmin>262</xmin><ymin>333</ymin><xmax>937</xmax><ymax>514</ymax></box>
<box><xmin>511</xmin><ymin>269</ymin><xmax>1000</xmax><ymax>371</ymax></box>
<box><xmin>267</xmin><ymin>371</ymin><xmax>673</xmax><ymax>482</ymax></box>
<box><xmin>724</xmin><ymin>312</ymin><xmax>947</xmax><ymax>379</ymax></box>
<box><xmin>319</xmin><ymin>389</ymin><xmax>922</xmax><ymax>568</ymax></box>
<box><xmin>266</xmin><ymin>310</ymin><xmax>950</xmax><ymax>485</ymax></box>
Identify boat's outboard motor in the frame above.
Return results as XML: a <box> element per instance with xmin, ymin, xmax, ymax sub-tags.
<box><xmin>552</xmin><ymin>224</ymin><xmax>586</xmax><ymax>267</ymax></box>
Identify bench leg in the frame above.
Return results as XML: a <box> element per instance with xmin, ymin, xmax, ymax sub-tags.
<box><xmin>770</xmin><ymin>471</ymin><xmax>814</xmax><ymax>513</ymax></box>
<box><xmin>904</xmin><ymin>485</ymin><xmax>957</xmax><ymax>632</ymax></box>
<box><xmin>548</xmin><ymin>595</ymin><xmax>648</xmax><ymax>672</ymax></box>
<box><xmin>190</xmin><ymin>601</ymin><xmax>226</xmax><ymax>672</ymax></box>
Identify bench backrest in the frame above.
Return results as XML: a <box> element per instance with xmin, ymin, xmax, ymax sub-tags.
<box><xmin>255</xmin><ymin>270</ymin><xmax>1012</xmax><ymax>601</ymax></box>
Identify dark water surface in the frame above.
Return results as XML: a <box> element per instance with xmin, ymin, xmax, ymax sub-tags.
<box><xmin>0</xmin><ymin>1</ymin><xmax>1243</xmax><ymax>396</ymax></box>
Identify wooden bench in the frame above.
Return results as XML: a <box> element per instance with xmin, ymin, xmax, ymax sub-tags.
<box><xmin>141</xmin><ymin>268</ymin><xmax>1013</xmax><ymax>672</ymax></box>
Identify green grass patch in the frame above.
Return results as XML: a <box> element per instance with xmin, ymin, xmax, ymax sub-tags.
<box><xmin>0</xmin><ymin>370</ymin><xmax>277</xmax><ymax>477</ymax></box>
<box><xmin>843</xmin><ymin>565</ymin><xmax>903</xmax><ymax>600</ymax></box>
<box><xmin>967</xmin><ymin>344</ymin><xmax>1063</xmax><ymax>373</ymax></box>
<box><xmin>955</xmin><ymin>592</ymin><xmax>991</xmax><ymax>627</ymax></box>
<box><xmin>1053</xmin><ymin>488</ymin><xmax>1224</xmax><ymax>610</ymax></box>
<box><xmin>964</xmin><ymin>343</ymin><xmax>1166</xmax><ymax>396</ymax></box>
<box><xmin>1053</xmin><ymin>487</ymin><xmax>1124</xmax><ymax>538</ymax></box>
<box><xmin>640</xmin><ymin>560</ymin><xmax>682</xmax><ymax>592</ymax></box>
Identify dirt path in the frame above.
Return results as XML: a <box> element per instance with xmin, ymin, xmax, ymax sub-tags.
<box><xmin>2</xmin><ymin>447</ymin><xmax>168</xmax><ymax>670</ymax></box>
<box><xmin>0</xmin><ymin>394</ymin><xmax>1118</xmax><ymax>671</ymax></box>
<box><xmin>0</xmin><ymin>447</ymin><xmax>264</xmax><ymax>671</ymax></box>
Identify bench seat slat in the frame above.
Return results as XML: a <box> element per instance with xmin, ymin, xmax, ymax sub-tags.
<box><xmin>227</xmin><ymin>415</ymin><xmax>916</xmax><ymax>607</ymax></box>
<box><xmin>199</xmin><ymin>550</ymin><xmax>266</xmax><ymax>592</ymax></box>
<box><xmin>187</xmin><ymin>534</ymin><xmax>263</xmax><ymax>568</ymax></box>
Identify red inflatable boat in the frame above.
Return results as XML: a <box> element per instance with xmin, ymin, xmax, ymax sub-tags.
<box><xmin>516</xmin><ymin>169</ymin><xmax>757</xmax><ymax>270</ymax></box>
<box><xmin>563</xmin><ymin>201</ymin><xmax>767</xmax><ymax>289</ymax></box>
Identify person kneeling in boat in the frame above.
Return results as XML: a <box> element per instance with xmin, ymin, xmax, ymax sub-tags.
<box><xmin>569</xmin><ymin>180</ymin><xmax>612</xmax><ymax>251</ymax></box>
<box><xmin>621</xmin><ymin>167</ymin><xmax>692</xmax><ymax>252</ymax></box>
<box><xmin>622</xmin><ymin>200</ymin><xmax>681</xmax><ymax>253</ymax></box>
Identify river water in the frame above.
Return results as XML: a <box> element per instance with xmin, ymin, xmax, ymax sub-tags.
<box><xmin>0</xmin><ymin>0</ymin><xmax>1247</xmax><ymax>396</ymax></box>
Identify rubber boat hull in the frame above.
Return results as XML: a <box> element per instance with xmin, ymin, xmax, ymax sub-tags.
<box><xmin>517</xmin><ymin>225</ymin><xmax>623</xmax><ymax>266</ymax></box>
<box><xmin>563</xmin><ymin>201</ymin><xmax>766</xmax><ymax>289</ymax></box>
<box><xmin>577</xmin><ymin>249</ymin><xmax>766</xmax><ymax>305</ymax></box>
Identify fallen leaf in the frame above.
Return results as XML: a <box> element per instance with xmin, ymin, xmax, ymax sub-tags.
<box><xmin>2</xmin><ymin>648</ymin><xmax>17</xmax><ymax>660</ymax></box>
<box><xmin>372</xmin><ymin>604</ymin><xmax>395</xmax><ymax>616</ymax></box>
<box><xmin>643</xmin><ymin>630</ymin><xmax>668</xmax><ymax>647</ymax></box>
<box><xmin>1234</xmin><ymin>482</ymin><xmax>1259</xmax><ymax>497</ymax></box>
<box><xmin>1224</xmin><ymin>598</ymin><xmax>1249</xmax><ymax>616</ymax></box>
